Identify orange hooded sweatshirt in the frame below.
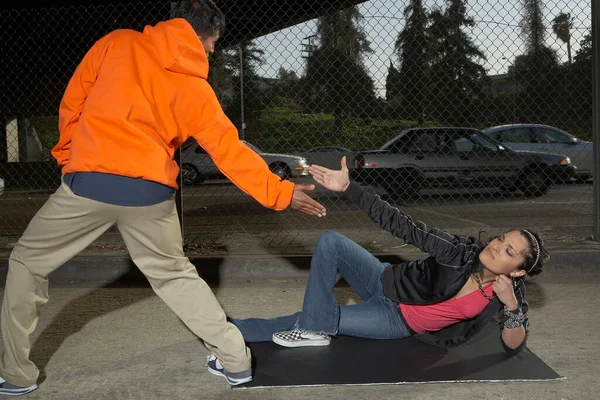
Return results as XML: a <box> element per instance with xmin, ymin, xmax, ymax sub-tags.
<box><xmin>52</xmin><ymin>18</ymin><xmax>293</xmax><ymax>210</ymax></box>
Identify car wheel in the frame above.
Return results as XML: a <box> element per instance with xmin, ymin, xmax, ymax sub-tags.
<box><xmin>387</xmin><ymin>169</ymin><xmax>419</xmax><ymax>202</ymax></box>
<box><xmin>519</xmin><ymin>167</ymin><xmax>550</xmax><ymax>198</ymax></box>
<box><xmin>181</xmin><ymin>164</ymin><xmax>200</xmax><ymax>186</ymax></box>
<box><xmin>269</xmin><ymin>163</ymin><xmax>291</xmax><ymax>180</ymax></box>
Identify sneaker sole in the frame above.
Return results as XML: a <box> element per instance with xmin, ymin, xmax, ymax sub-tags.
<box><xmin>272</xmin><ymin>335</ymin><xmax>330</xmax><ymax>348</ymax></box>
<box><xmin>0</xmin><ymin>384</ymin><xmax>38</xmax><ymax>396</ymax></box>
<box><xmin>207</xmin><ymin>365</ymin><xmax>252</xmax><ymax>386</ymax></box>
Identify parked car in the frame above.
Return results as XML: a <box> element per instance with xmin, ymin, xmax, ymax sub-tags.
<box><xmin>350</xmin><ymin>127</ymin><xmax>575</xmax><ymax>199</ymax></box>
<box><xmin>0</xmin><ymin>177</ymin><xmax>4</xmax><ymax>195</ymax></box>
<box><xmin>303</xmin><ymin>146</ymin><xmax>355</xmax><ymax>170</ymax></box>
<box><xmin>180</xmin><ymin>140</ymin><xmax>309</xmax><ymax>185</ymax></box>
<box><xmin>307</xmin><ymin>146</ymin><xmax>353</xmax><ymax>153</ymax></box>
<box><xmin>483</xmin><ymin>124</ymin><xmax>593</xmax><ymax>181</ymax></box>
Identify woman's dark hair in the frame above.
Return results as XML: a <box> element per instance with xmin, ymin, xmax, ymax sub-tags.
<box><xmin>471</xmin><ymin>229</ymin><xmax>548</xmax><ymax>277</ymax></box>
<box><xmin>518</xmin><ymin>229</ymin><xmax>548</xmax><ymax>277</ymax></box>
<box><xmin>171</xmin><ymin>0</ymin><xmax>226</xmax><ymax>38</ymax></box>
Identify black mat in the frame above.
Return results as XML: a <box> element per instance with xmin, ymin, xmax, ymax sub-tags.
<box><xmin>236</xmin><ymin>323</ymin><xmax>563</xmax><ymax>388</ymax></box>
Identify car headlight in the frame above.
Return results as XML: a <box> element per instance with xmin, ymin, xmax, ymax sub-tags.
<box><xmin>559</xmin><ymin>157</ymin><xmax>571</xmax><ymax>165</ymax></box>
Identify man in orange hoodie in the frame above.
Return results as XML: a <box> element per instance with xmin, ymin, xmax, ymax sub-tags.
<box><xmin>0</xmin><ymin>0</ymin><xmax>327</xmax><ymax>394</ymax></box>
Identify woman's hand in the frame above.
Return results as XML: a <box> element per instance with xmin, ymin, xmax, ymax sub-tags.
<box><xmin>307</xmin><ymin>156</ymin><xmax>350</xmax><ymax>192</ymax></box>
<box><xmin>492</xmin><ymin>275</ymin><xmax>519</xmax><ymax>310</ymax></box>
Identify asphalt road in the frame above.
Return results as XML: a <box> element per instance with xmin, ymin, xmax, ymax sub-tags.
<box><xmin>0</xmin><ymin>180</ymin><xmax>596</xmax><ymax>257</ymax></box>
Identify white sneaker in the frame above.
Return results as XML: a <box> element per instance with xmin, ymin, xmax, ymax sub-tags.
<box><xmin>272</xmin><ymin>329</ymin><xmax>331</xmax><ymax>348</ymax></box>
<box><xmin>0</xmin><ymin>377</ymin><xmax>38</xmax><ymax>396</ymax></box>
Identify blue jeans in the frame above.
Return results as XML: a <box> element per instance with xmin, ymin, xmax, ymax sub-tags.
<box><xmin>231</xmin><ymin>231</ymin><xmax>412</xmax><ymax>341</ymax></box>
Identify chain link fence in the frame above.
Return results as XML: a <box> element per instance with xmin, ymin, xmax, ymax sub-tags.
<box><xmin>0</xmin><ymin>0</ymin><xmax>596</xmax><ymax>256</ymax></box>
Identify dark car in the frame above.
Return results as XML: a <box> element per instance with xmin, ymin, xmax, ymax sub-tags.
<box><xmin>350</xmin><ymin>127</ymin><xmax>575</xmax><ymax>199</ymax></box>
<box><xmin>302</xmin><ymin>146</ymin><xmax>356</xmax><ymax>170</ymax></box>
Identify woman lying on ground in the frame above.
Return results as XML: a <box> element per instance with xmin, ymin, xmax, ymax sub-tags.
<box><xmin>231</xmin><ymin>157</ymin><xmax>548</xmax><ymax>354</ymax></box>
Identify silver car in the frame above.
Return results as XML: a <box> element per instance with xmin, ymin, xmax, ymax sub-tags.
<box><xmin>180</xmin><ymin>140</ymin><xmax>309</xmax><ymax>185</ymax></box>
<box><xmin>0</xmin><ymin>177</ymin><xmax>4</xmax><ymax>195</ymax></box>
<box><xmin>483</xmin><ymin>124</ymin><xmax>593</xmax><ymax>181</ymax></box>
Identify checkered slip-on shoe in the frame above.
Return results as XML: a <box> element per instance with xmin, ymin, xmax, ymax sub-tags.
<box><xmin>272</xmin><ymin>329</ymin><xmax>331</xmax><ymax>347</ymax></box>
<box><xmin>206</xmin><ymin>355</ymin><xmax>252</xmax><ymax>386</ymax></box>
<box><xmin>0</xmin><ymin>377</ymin><xmax>37</xmax><ymax>396</ymax></box>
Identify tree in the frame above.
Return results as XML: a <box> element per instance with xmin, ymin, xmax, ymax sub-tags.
<box><xmin>385</xmin><ymin>61</ymin><xmax>401</xmax><ymax>102</ymax></box>
<box><xmin>392</xmin><ymin>0</ymin><xmax>429</xmax><ymax>123</ymax></box>
<box><xmin>207</xmin><ymin>41</ymin><xmax>266</xmax><ymax>133</ymax></box>
<box><xmin>426</xmin><ymin>0</ymin><xmax>488</xmax><ymax>125</ymax></box>
<box><xmin>565</xmin><ymin>31</ymin><xmax>592</xmax><ymax>127</ymax></box>
<box><xmin>521</xmin><ymin>0</ymin><xmax>546</xmax><ymax>55</ymax></box>
<box><xmin>517</xmin><ymin>0</ymin><xmax>560</xmax><ymax>123</ymax></box>
<box><xmin>304</xmin><ymin>7</ymin><xmax>376</xmax><ymax>134</ymax></box>
<box><xmin>277</xmin><ymin>67</ymin><xmax>299</xmax><ymax>82</ymax></box>
<box><xmin>552</xmin><ymin>12</ymin><xmax>573</xmax><ymax>64</ymax></box>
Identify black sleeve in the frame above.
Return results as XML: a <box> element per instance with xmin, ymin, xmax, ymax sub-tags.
<box><xmin>344</xmin><ymin>182</ymin><xmax>474</xmax><ymax>264</ymax></box>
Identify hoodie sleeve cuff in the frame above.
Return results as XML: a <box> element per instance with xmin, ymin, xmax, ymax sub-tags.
<box><xmin>343</xmin><ymin>181</ymin><xmax>364</xmax><ymax>203</ymax></box>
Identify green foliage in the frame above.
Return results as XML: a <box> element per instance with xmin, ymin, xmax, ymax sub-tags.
<box><xmin>29</xmin><ymin>116</ymin><xmax>59</xmax><ymax>150</ymax></box>
<box><xmin>244</xmin><ymin>107</ymin><xmax>437</xmax><ymax>153</ymax></box>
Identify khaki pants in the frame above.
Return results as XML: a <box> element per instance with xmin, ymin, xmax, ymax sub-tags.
<box><xmin>0</xmin><ymin>182</ymin><xmax>251</xmax><ymax>387</ymax></box>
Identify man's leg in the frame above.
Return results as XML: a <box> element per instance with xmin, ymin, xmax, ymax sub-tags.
<box><xmin>116</xmin><ymin>200</ymin><xmax>251</xmax><ymax>373</ymax></box>
<box><xmin>299</xmin><ymin>231</ymin><xmax>388</xmax><ymax>334</ymax></box>
<box><xmin>0</xmin><ymin>183</ymin><xmax>116</xmax><ymax>387</ymax></box>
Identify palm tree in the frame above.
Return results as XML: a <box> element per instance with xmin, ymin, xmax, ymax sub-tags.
<box><xmin>552</xmin><ymin>12</ymin><xmax>573</xmax><ymax>64</ymax></box>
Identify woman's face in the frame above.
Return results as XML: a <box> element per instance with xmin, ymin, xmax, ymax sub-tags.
<box><xmin>478</xmin><ymin>230</ymin><xmax>530</xmax><ymax>276</ymax></box>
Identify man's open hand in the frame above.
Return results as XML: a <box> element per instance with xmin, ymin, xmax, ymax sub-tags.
<box><xmin>290</xmin><ymin>184</ymin><xmax>327</xmax><ymax>217</ymax></box>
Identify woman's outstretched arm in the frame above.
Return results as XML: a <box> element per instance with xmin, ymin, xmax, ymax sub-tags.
<box><xmin>308</xmin><ymin>158</ymin><xmax>470</xmax><ymax>263</ymax></box>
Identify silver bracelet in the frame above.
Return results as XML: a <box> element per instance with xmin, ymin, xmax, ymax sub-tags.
<box><xmin>503</xmin><ymin>306</ymin><xmax>525</xmax><ymax>329</ymax></box>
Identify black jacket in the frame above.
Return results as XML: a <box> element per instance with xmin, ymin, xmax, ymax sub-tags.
<box><xmin>344</xmin><ymin>182</ymin><xmax>528</xmax><ymax>355</ymax></box>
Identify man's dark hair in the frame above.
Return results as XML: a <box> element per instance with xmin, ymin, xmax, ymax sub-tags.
<box><xmin>171</xmin><ymin>0</ymin><xmax>226</xmax><ymax>38</ymax></box>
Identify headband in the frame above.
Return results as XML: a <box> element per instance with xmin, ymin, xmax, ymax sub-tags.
<box><xmin>522</xmin><ymin>229</ymin><xmax>540</xmax><ymax>273</ymax></box>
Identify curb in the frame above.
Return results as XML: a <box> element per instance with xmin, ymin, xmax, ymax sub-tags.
<box><xmin>0</xmin><ymin>249</ymin><xmax>598</xmax><ymax>285</ymax></box>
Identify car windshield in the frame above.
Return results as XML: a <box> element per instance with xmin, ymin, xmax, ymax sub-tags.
<box><xmin>379</xmin><ymin>134</ymin><xmax>404</xmax><ymax>150</ymax></box>
<box><xmin>470</xmin><ymin>133</ymin><xmax>500</xmax><ymax>151</ymax></box>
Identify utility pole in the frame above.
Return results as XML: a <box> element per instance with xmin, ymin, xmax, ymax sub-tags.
<box><xmin>239</xmin><ymin>44</ymin><xmax>246</xmax><ymax>140</ymax></box>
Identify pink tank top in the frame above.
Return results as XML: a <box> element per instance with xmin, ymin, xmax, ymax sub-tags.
<box><xmin>400</xmin><ymin>283</ymin><xmax>494</xmax><ymax>334</ymax></box>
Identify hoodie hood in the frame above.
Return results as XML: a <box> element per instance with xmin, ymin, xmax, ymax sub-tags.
<box><xmin>144</xmin><ymin>18</ymin><xmax>209</xmax><ymax>79</ymax></box>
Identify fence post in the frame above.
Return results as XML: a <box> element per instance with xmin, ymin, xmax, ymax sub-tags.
<box><xmin>593</xmin><ymin>0</ymin><xmax>600</xmax><ymax>241</ymax></box>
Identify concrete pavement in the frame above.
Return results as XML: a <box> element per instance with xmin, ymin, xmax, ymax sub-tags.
<box><xmin>0</xmin><ymin>276</ymin><xmax>598</xmax><ymax>399</ymax></box>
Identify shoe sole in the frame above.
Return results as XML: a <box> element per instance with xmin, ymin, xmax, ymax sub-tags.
<box><xmin>272</xmin><ymin>335</ymin><xmax>330</xmax><ymax>348</ymax></box>
<box><xmin>207</xmin><ymin>365</ymin><xmax>252</xmax><ymax>386</ymax></box>
<box><xmin>0</xmin><ymin>384</ymin><xmax>38</xmax><ymax>396</ymax></box>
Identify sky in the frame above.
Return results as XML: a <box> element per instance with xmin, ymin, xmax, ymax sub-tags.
<box><xmin>250</xmin><ymin>0</ymin><xmax>592</xmax><ymax>98</ymax></box>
